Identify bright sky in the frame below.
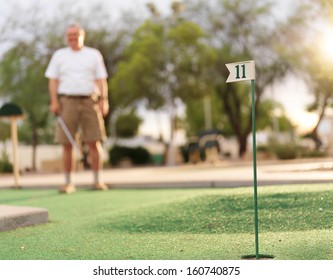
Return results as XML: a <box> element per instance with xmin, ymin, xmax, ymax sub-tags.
<box><xmin>269</xmin><ymin>76</ymin><xmax>317</xmax><ymax>134</ymax></box>
<box><xmin>1</xmin><ymin>0</ymin><xmax>173</xmax><ymax>19</ymax></box>
<box><xmin>1</xmin><ymin>0</ymin><xmax>293</xmax><ymax>23</ymax></box>
<box><xmin>0</xmin><ymin>0</ymin><xmax>324</xmax><ymax>141</ymax></box>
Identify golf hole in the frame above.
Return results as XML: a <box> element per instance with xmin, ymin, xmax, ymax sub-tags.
<box><xmin>241</xmin><ymin>254</ymin><xmax>275</xmax><ymax>260</ymax></box>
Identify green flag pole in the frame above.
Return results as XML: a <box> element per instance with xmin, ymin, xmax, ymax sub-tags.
<box><xmin>225</xmin><ymin>61</ymin><xmax>266</xmax><ymax>259</ymax></box>
<box><xmin>251</xmin><ymin>79</ymin><xmax>259</xmax><ymax>259</ymax></box>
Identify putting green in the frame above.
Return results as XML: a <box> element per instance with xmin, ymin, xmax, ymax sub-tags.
<box><xmin>0</xmin><ymin>184</ymin><xmax>332</xmax><ymax>259</ymax></box>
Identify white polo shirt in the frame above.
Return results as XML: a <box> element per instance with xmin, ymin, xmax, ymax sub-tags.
<box><xmin>45</xmin><ymin>46</ymin><xmax>108</xmax><ymax>95</ymax></box>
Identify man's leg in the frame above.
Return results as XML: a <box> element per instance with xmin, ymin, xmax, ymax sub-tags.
<box><xmin>55</xmin><ymin>96</ymin><xmax>77</xmax><ymax>194</ymax></box>
<box><xmin>59</xmin><ymin>144</ymin><xmax>76</xmax><ymax>193</ymax></box>
<box><xmin>63</xmin><ymin>143</ymin><xmax>74</xmax><ymax>173</ymax></box>
<box><xmin>88</xmin><ymin>140</ymin><xmax>108</xmax><ymax>190</ymax></box>
<box><xmin>81</xmin><ymin>97</ymin><xmax>107</xmax><ymax>190</ymax></box>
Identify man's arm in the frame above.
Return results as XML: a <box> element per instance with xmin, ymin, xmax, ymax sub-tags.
<box><xmin>49</xmin><ymin>79</ymin><xmax>59</xmax><ymax>115</ymax></box>
<box><xmin>96</xmin><ymin>79</ymin><xmax>109</xmax><ymax>116</ymax></box>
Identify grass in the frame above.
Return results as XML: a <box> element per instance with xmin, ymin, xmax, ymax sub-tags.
<box><xmin>0</xmin><ymin>184</ymin><xmax>332</xmax><ymax>260</ymax></box>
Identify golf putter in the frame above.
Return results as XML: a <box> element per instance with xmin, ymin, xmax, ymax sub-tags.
<box><xmin>56</xmin><ymin>115</ymin><xmax>81</xmax><ymax>156</ymax></box>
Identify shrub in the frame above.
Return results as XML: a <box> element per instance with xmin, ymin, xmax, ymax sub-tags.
<box><xmin>0</xmin><ymin>150</ymin><xmax>13</xmax><ymax>173</ymax></box>
<box><xmin>300</xmin><ymin>149</ymin><xmax>327</xmax><ymax>158</ymax></box>
<box><xmin>270</xmin><ymin>143</ymin><xmax>298</xmax><ymax>160</ymax></box>
<box><xmin>109</xmin><ymin>145</ymin><xmax>151</xmax><ymax>166</ymax></box>
<box><xmin>131</xmin><ymin>147</ymin><xmax>151</xmax><ymax>165</ymax></box>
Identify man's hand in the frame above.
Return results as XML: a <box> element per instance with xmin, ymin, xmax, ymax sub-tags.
<box><xmin>50</xmin><ymin>100</ymin><xmax>60</xmax><ymax>115</ymax></box>
<box><xmin>49</xmin><ymin>79</ymin><xmax>60</xmax><ymax>115</ymax></box>
<box><xmin>95</xmin><ymin>79</ymin><xmax>108</xmax><ymax>116</ymax></box>
<box><xmin>99</xmin><ymin>98</ymin><xmax>109</xmax><ymax>117</ymax></box>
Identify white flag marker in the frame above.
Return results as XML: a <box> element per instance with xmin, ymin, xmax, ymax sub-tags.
<box><xmin>226</xmin><ymin>60</ymin><xmax>255</xmax><ymax>83</ymax></box>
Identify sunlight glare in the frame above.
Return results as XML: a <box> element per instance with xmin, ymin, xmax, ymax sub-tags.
<box><xmin>292</xmin><ymin>112</ymin><xmax>318</xmax><ymax>134</ymax></box>
<box><xmin>321</xmin><ymin>26</ymin><xmax>333</xmax><ymax>60</ymax></box>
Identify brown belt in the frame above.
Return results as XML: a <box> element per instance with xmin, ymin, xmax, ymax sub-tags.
<box><xmin>59</xmin><ymin>94</ymin><xmax>91</xmax><ymax>99</ymax></box>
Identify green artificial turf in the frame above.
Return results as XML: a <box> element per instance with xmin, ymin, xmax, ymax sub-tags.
<box><xmin>0</xmin><ymin>184</ymin><xmax>332</xmax><ymax>260</ymax></box>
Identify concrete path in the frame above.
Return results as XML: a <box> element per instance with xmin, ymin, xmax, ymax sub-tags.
<box><xmin>1</xmin><ymin>158</ymin><xmax>333</xmax><ymax>189</ymax></box>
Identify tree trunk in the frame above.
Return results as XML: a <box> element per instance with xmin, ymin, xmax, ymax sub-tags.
<box><xmin>238</xmin><ymin>135</ymin><xmax>248</xmax><ymax>158</ymax></box>
<box><xmin>311</xmin><ymin>93</ymin><xmax>329</xmax><ymax>149</ymax></box>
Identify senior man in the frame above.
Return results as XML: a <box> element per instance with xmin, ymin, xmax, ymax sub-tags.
<box><xmin>45</xmin><ymin>24</ymin><xmax>109</xmax><ymax>193</ymax></box>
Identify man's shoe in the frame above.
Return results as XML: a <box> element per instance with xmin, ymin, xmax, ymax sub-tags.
<box><xmin>93</xmin><ymin>182</ymin><xmax>108</xmax><ymax>191</ymax></box>
<box><xmin>58</xmin><ymin>184</ymin><xmax>76</xmax><ymax>194</ymax></box>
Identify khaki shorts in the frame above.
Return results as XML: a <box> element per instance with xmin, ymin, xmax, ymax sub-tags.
<box><xmin>56</xmin><ymin>95</ymin><xmax>106</xmax><ymax>144</ymax></box>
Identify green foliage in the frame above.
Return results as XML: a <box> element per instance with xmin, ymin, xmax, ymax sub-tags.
<box><xmin>300</xmin><ymin>148</ymin><xmax>327</xmax><ymax>158</ymax></box>
<box><xmin>18</xmin><ymin>118</ymin><xmax>54</xmax><ymax>145</ymax></box>
<box><xmin>184</xmin><ymin>92</ymin><xmax>225</xmax><ymax>137</ymax></box>
<box><xmin>0</xmin><ymin>150</ymin><xmax>13</xmax><ymax>173</ymax></box>
<box><xmin>115</xmin><ymin>110</ymin><xmax>143</xmax><ymax>138</ymax></box>
<box><xmin>257</xmin><ymin>100</ymin><xmax>294</xmax><ymax>132</ymax></box>
<box><xmin>0</xmin><ymin>121</ymin><xmax>10</xmax><ymax>142</ymax></box>
<box><xmin>270</xmin><ymin>142</ymin><xmax>299</xmax><ymax>160</ymax></box>
<box><xmin>266</xmin><ymin>139</ymin><xmax>326</xmax><ymax>160</ymax></box>
<box><xmin>0</xmin><ymin>40</ymin><xmax>51</xmax><ymax>170</ymax></box>
<box><xmin>109</xmin><ymin>145</ymin><xmax>151</xmax><ymax>166</ymax></box>
<box><xmin>275</xmin><ymin>113</ymin><xmax>295</xmax><ymax>132</ymax></box>
<box><xmin>110</xmin><ymin>19</ymin><xmax>216</xmax><ymax>111</ymax></box>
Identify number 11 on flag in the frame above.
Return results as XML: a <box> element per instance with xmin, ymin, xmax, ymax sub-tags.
<box><xmin>226</xmin><ymin>60</ymin><xmax>255</xmax><ymax>83</ymax></box>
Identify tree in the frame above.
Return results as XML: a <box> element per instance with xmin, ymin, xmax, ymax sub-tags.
<box><xmin>0</xmin><ymin>41</ymin><xmax>51</xmax><ymax>171</ymax></box>
<box><xmin>288</xmin><ymin>0</ymin><xmax>333</xmax><ymax>148</ymax></box>
<box><xmin>184</xmin><ymin>0</ymin><xmax>303</xmax><ymax>157</ymax></box>
<box><xmin>264</xmin><ymin>0</ymin><xmax>333</xmax><ymax>148</ymax></box>
<box><xmin>110</xmin><ymin>17</ymin><xmax>216</xmax><ymax>143</ymax></box>
<box><xmin>300</xmin><ymin>46</ymin><xmax>333</xmax><ymax>148</ymax></box>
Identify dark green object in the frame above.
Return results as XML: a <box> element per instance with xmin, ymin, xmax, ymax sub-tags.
<box><xmin>0</xmin><ymin>161</ymin><xmax>13</xmax><ymax>173</ymax></box>
<box><xmin>0</xmin><ymin>103</ymin><xmax>23</xmax><ymax>117</ymax></box>
<box><xmin>109</xmin><ymin>145</ymin><xmax>151</xmax><ymax>166</ymax></box>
